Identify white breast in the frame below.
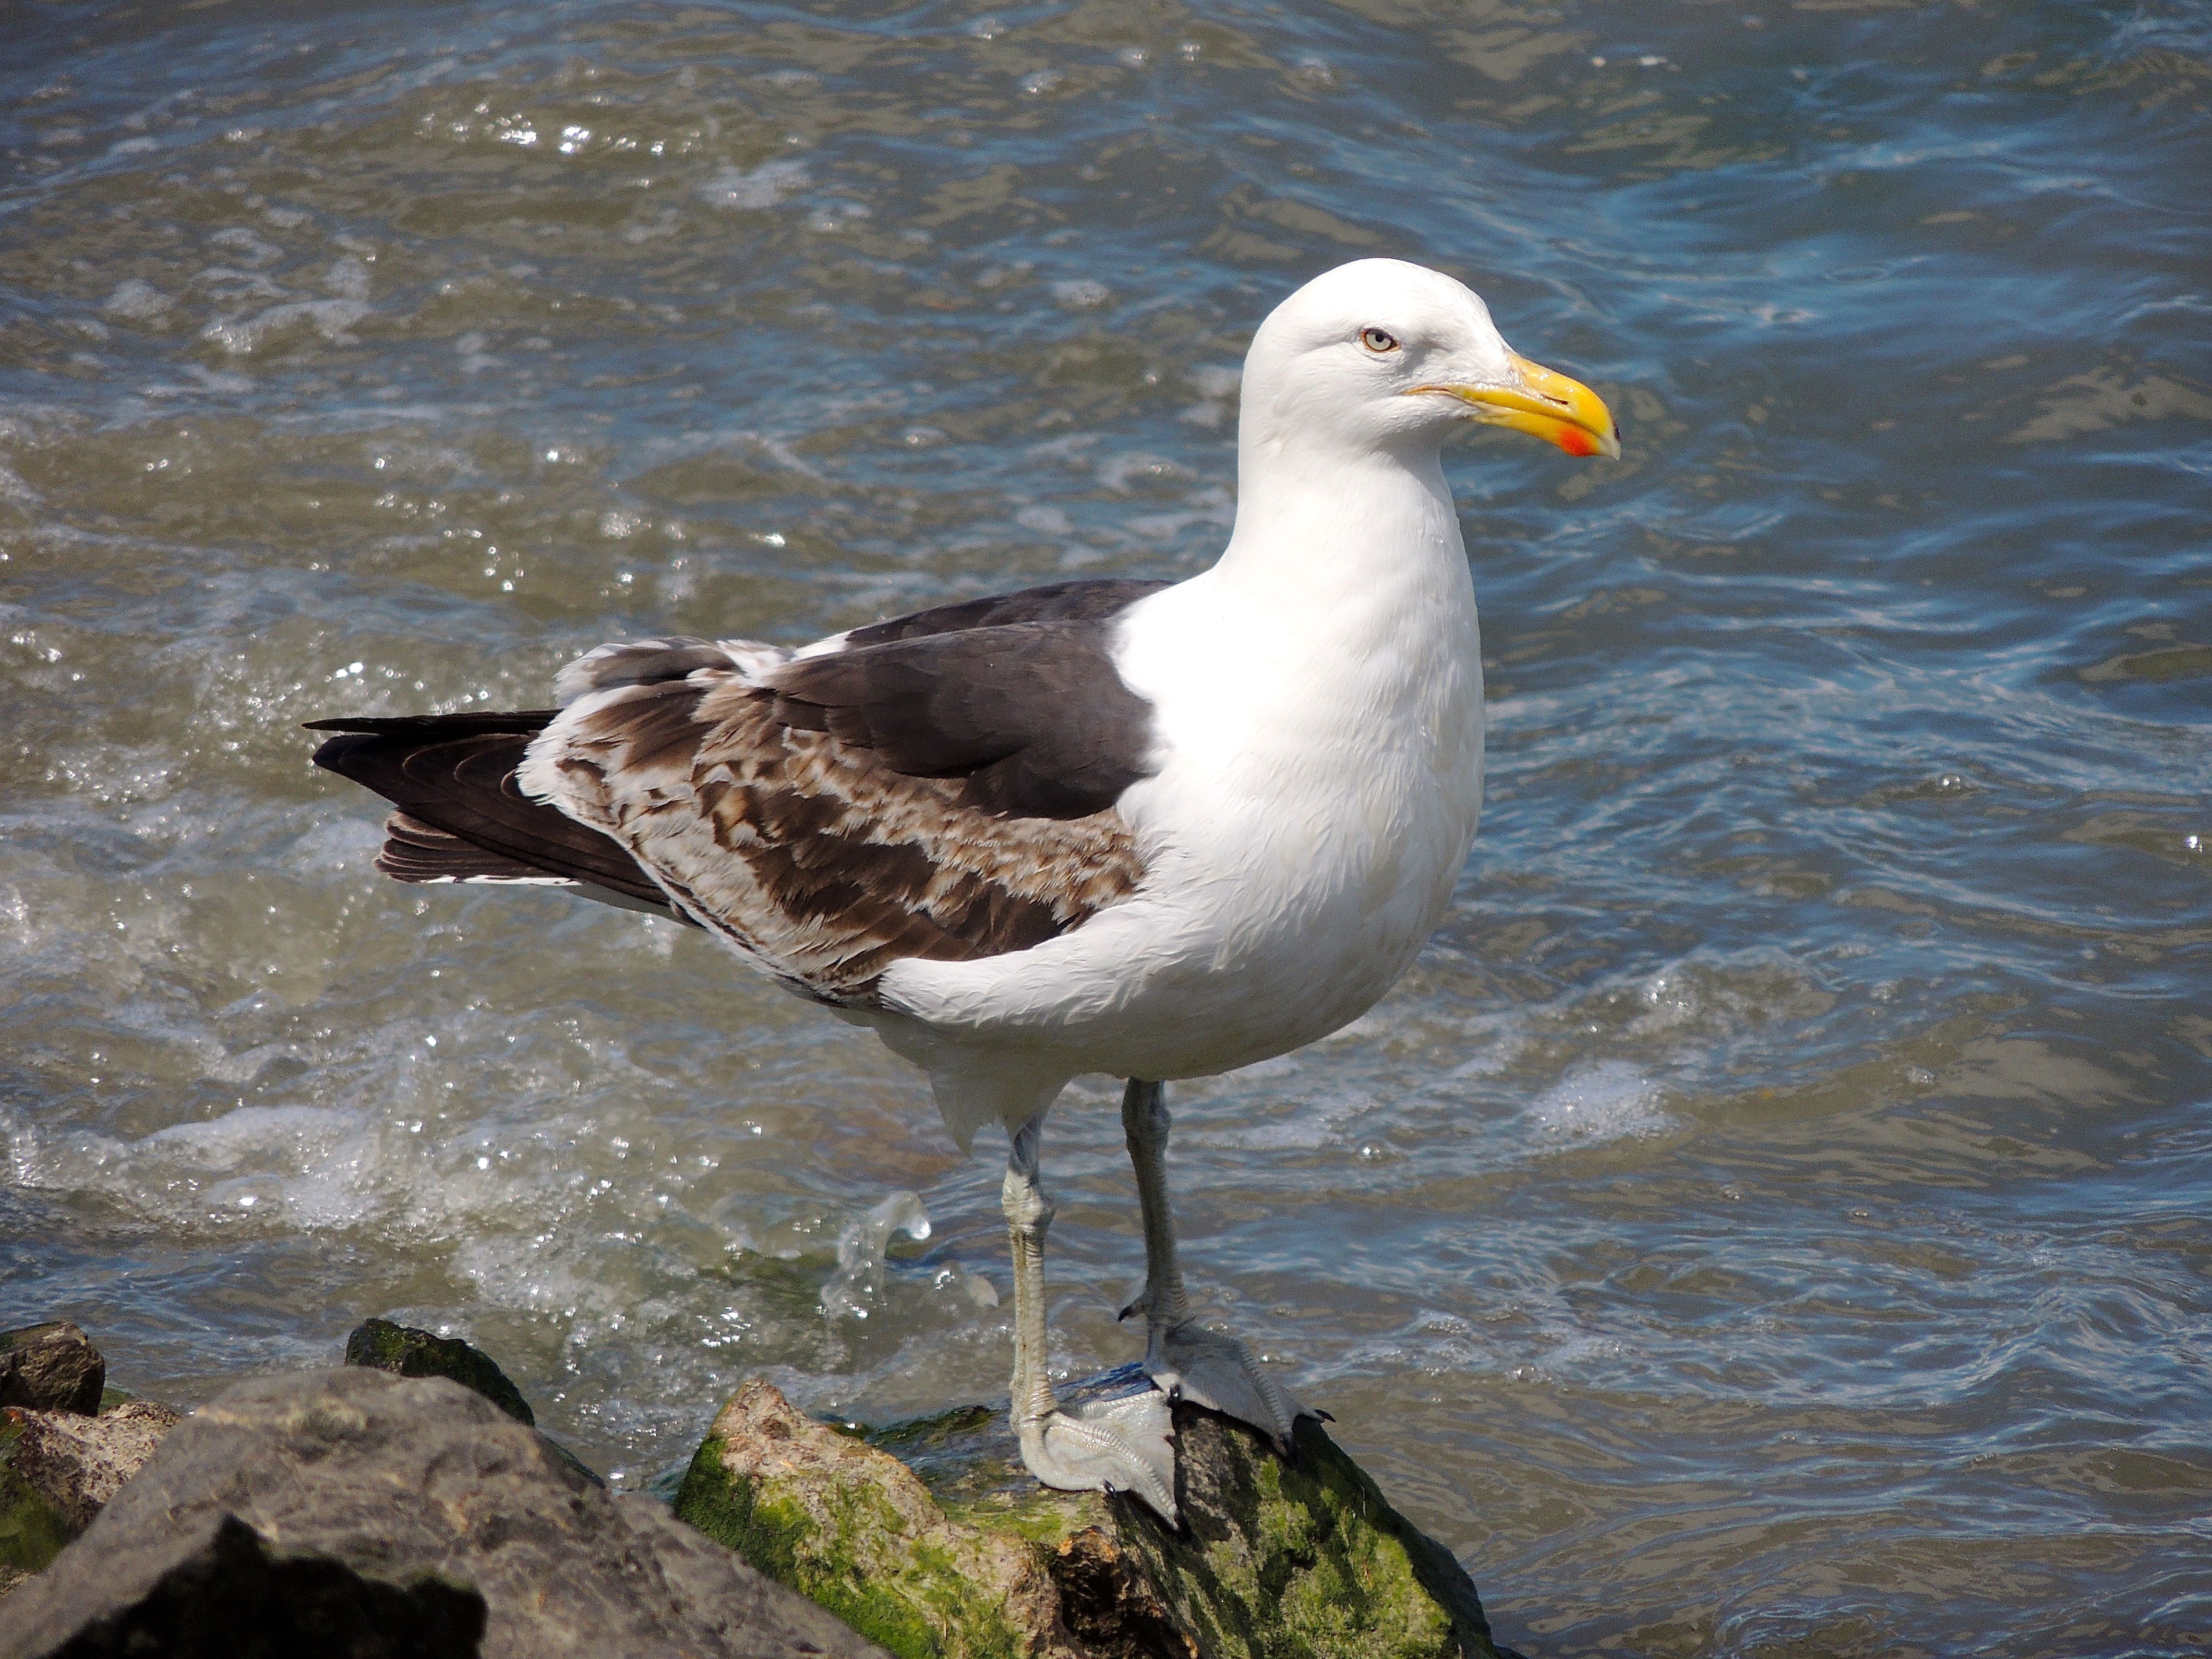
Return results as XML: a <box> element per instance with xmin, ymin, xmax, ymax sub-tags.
<box><xmin>877</xmin><ymin>457</ymin><xmax>1486</xmax><ymax>1084</ymax></box>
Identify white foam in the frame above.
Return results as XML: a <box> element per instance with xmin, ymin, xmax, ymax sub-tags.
<box><xmin>1526</xmin><ymin>1060</ymin><xmax>1671</xmax><ymax>1144</ymax></box>
<box><xmin>324</xmin><ymin>254</ymin><xmax>372</xmax><ymax>301</ymax></box>
<box><xmin>201</xmin><ymin>297</ymin><xmax>370</xmax><ymax>355</ymax></box>
<box><xmin>103</xmin><ymin>278</ymin><xmax>175</xmax><ymax>321</ymax></box>
<box><xmin>696</xmin><ymin>160</ymin><xmax>807</xmax><ymax>211</ymax></box>
<box><xmin>7</xmin><ymin>1101</ymin><xmax>397</xmax><ymax>1231</ymax></box>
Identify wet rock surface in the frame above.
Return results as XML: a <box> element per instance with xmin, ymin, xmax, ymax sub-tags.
<box><xmin>0</xmin><ymin>1368</ymin><xmax>885</xmax><ymax>1659</ymax></box>
<box><xmin>0</xmin><ymin>1328</ymin><xmax>104</xmax><ymax>1419</ymax></box>
<box><xmin>675</xmin><ymin>1377</ymin><xmax>1511</xmax><ymax>1659</ymax></box>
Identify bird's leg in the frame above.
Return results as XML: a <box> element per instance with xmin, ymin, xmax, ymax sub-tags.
<box><xmin>1119</xmin><ymin>1078</ymin><xmax>1192</xmax><ymax>1336</ymax></box>
<box><xmin>1001</xmin><ymin>1115</ymin><xmax>1178</xmax><ymax>1523</ymax></box>
<box><xmin>1118</xmin><ymin>1079</ymin><xmax>1311</xmax><ymax>1452</ymax></box>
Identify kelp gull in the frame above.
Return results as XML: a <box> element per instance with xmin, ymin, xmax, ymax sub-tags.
<box><xmin>308</xmin><ymin>258</ymin><xmax>1619</xmax><ymax>1521</ymax></box>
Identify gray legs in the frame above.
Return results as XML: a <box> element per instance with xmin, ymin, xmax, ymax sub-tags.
<box><xmin>1001</xmin><ymin>1117</ymin><xmax>1058</xmax><ymax>1436</ymax></box>
<box><xmin>996</xmin><ymin>1085</ymin><xmax>1312</xmax><ymax>1525</ymax></box>
<box><xmin>1118</xmin><ymin>1079</ymin><xmax>1309</xmax><ymax>1452</ymax></box>
<box><xmin>1001</xmin><ymin>1116</ymin><xmax>1177</xmax><ymax>1522</ymax></box>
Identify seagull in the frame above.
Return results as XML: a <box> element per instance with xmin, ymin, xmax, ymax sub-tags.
<box><xmin>307</xmin><ymin>257</ymin><xmax>1618</xmax><ymax>1524</ymax></box>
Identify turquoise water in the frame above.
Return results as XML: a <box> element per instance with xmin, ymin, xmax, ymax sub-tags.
<box><xmin>3</xmin><ymin>1</ymin><xmax>2209</xmax><ymax>1651</ymax></box>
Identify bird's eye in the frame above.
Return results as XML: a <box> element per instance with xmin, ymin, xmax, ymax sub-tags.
<box><xmin>1359</xmin><ymin>327</ymin><xmax>1400</xmax><ymax>354</ymax></box>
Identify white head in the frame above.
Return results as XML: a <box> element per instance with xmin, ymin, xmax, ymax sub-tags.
<box><xmin>1238</xmin><ymin>258</ymin><xmax>1619</xmax><ymax>466</ymax></box>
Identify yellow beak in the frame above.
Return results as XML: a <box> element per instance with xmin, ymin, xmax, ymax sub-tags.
<box><xmin>1410</xmin><ymin>351</ymin><xmax>1621</xmax><ymax>459</ymax></box>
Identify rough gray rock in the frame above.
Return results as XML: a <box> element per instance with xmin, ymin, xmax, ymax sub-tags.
<box><xmin>0</xmin><ymin>1368</ymin><xmax>887</xmax><ymax>1659</ymax></box>
<box><xmin>4</xmin><ymin>1401</ymin><xmax>180</xmax><ymax>1534</ymax></box>
<box><xmin>1</xmin><ymin>1394</ymin><xmax>174</xmax><ymax>1587</ymax></box>
<box><xmin>5</xmin><ymin>1512</ymin><xmax>489</xmax><ymax>1658</ymax></box>
<box><xmin>339</xmin><ymin>1316</ymin><xmax>602</xmax><ymax>1490</ymax></box>
<box><xmin>0</xmin><ymin>1329</ymin><xmax>103</xmax><ymax>1418</ymax></box>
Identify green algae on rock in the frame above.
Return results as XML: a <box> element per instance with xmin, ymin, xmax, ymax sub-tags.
<box><xmin>675</xmin><ymin>1380</ymin><xmax>1074</xmax><ymax>1659</ymax></box>
<box><xmin>673</xmin><ymin>1377</ymin><xmax>1507</xmax><ymax>1659</ymax></box>
<box><xmin>3</xmin><ymin>1401</ymin><xmax>182</xmax><ymax>1537</ymax></box>
<box><xmin>0</xmin><ymin>1414</ymin><xmax>74</xmax><ymax>1582</ymax></box>
<box><xmin>1113</xmin><ymin>1410</ymin><xmax>1503</xmax><ymax>1659</ymax></box>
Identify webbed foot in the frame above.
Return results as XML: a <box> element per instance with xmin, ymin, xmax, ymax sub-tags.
<box><xmin>1015</xmin><ymin>1363</ymin><xmax>1178</xmax><ymax>1524</ymax></box>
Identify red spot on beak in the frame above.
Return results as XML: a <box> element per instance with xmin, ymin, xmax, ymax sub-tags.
<box><xmin>1553</xmin><ymin>427</ymin><xmax>1600</xmax><ymax>457</ymax></box>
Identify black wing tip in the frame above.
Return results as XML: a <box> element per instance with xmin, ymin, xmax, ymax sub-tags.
<box><xmin>309</xmin><ymin>729</ymin><xmax>376</xmax><ymax>779</ymax></box>
<box><xmin>303</xmin><ymin>710</ymin><xmax>557</xmax><ymax>734</ymax></box>
<box><xmin>305</xmin><ymin>711</ymin><xmax>561</xmax><ymax>779</ymax></box>
<box><xmin>374</xmin><ymin>811</ymin><xmax>558</xmax><ymax>885</ymax></box>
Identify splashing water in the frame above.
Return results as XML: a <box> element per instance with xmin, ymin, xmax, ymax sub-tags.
<box><xmin>819</xmin><ymin>1191</ymin><xmax>933</xmax><ymax>1322</ymax></box>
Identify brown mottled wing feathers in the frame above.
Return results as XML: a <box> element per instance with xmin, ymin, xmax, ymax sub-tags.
<box><xmin>542</xmin><ymin>662</ymin><xmax>1149</xmax><ymax>1000</ymax></box>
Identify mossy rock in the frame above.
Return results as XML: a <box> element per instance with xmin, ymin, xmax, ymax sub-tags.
<box><xmin>1114</xmin><ymin>1410</ymin><xmax>1500</xmax><ymax>1659</ymax></box>
<box><xmin>0</xmin><ymin>1414</ymin><xmax>72</xmax><ymax>1578</ymax></box>
<box><xmin>342</xmin><ymin>1317</ymin><xmax>534</xmax><ymax>1426</ymax></box>
<box><xmin>673</xmin><ymin>1377</ymin><xmax>1506</xmax><ymax>1659</ymax></box>
<box><xmin>675</xmin><ymin>1381</ymin><xmax>1074</xmax><ymax>1659</ymax></box>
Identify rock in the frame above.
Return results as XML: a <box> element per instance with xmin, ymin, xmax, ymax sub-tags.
<box><xmin>674</xmin><ymin>1377</ymin><xmax>1509</xmax><ymax>1659</ymax></box>
<box><xmin>339</xmin><ymin>1317</ymin><xmax>602</xmax><ymax>1490</ymax></box>
<box><xmin>4</xmin><ymin>1401</ymin><xmax>181</xmax><ymax>1534</ymax></box>
<box><xmin>0</xmin><ymin>1395</ymin><xmax>171</xmax><ymax>1583</ymax></box>
<box><xmin>343</xmin><ymin>1316</ymin><xmax>536</xmax><ymax>1425</ymax></box>
<box><xmin>6</xmin><ymin>1512</ymin><xmax>488</xmax><ymax>1658</ymax></box>
<box><xmin>674</xmin><ymin>1382</ymin><xmax>1078</xmax><ymax>1658</ymax></box>
<box><xmin>0</xmin><ymin>1368</ymin><xmax>888</xmax><ymax>1659</ymax></box>
<box><xmin>0</xmin><ymin>1326</ymin><xmax>104</xmax><ymax>1417</ymax></box>
<box><xmin>1110</xmin><ymin>1408</ymin><xmax>1506</xmax><ymax>1659</ymax></box>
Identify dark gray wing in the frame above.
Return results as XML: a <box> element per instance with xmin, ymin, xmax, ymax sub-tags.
<box><xmin>766</xmin><ymin>618</ymin><xmax>1159</xmax><ymax>819</ymax></box>
<box><xmin>840</xmin><ymin>577</ymin><xmax>1172</xmax><ymax>648</ymax></box>
<box><xmin>520</xmin><ymin>583</ymin><xmax>1169</xmax><ymax>998</ymax></box>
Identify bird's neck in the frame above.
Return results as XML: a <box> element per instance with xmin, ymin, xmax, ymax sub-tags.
<box><xmin>1211</xmin><ymin>433</ymin><xmax>1473</xmax><ymax>632</ymax></box>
